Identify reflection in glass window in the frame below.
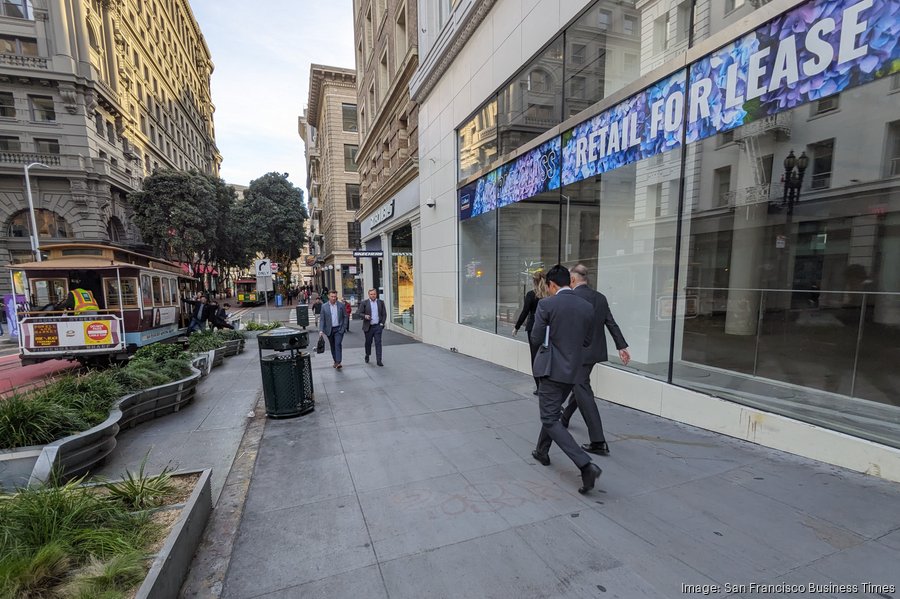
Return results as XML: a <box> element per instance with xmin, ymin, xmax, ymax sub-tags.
<box><xmin>29</xmin><ymin>96</ymin><xmax>55</xmax><ymax>122</ymax></box>
<box><xmin>0</xmin><ymin>92</ymin><xmax>15</xmax><ymax>118</ymax></box>
<box><xmin>141</xmin><ymin>274</ymin><xmax>152</xmax><ymax>307</ymax></box>
<box><xmin>458</xmin><ymin>99</ymin><xmax>497</xmax><ymax>180</ymax></box>
<box><xmin>391</xmin><ymin>225</ymin><xmax>414</xmax><ymax>332</ymax></box>
<box><xmin>344</xmin><ymin>144</ymin><xmax>358</xmax><ymax>172</ymax></box>
<box><xmin>498</xmin><ymin>36</ymin><xmax>563</xmax><ymax>156</ymax></box>
<box><xmin>675</xmin><ymin>91</ymin><xmax>900</xmax><ymax>446</ymax></box>
<box><xmin>151</xmin><ymin>277</ymin><xmax>162</xmax><ymax>305</ymax></box>
<box><xmin>105</xmin><ymin>277</ymin><xmax>139</xmax><ymax>307</ymax></box>
<box><xmin>459</xmin><ymin>209</ymin><xmax>497</xmax><ymax>332</ymax></box>
<box><xmin>497</xmin><ymin>192</ymin><xmax>560</xmax><ymax>338</ymax></box>
<box><xmin>341</xmin><ymin>103</ymin><xmax>358</xmax><ymax>132</ymax></box>
<box><xmin>31</xmin><ymin>279</ymin><xmax>67</xmax><ymax>306</ymax></box>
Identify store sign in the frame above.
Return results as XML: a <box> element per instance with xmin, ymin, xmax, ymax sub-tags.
<box><xmin>462</xmin><ymin>0</ymin><xmax>900</xmax><ymax>215</ymax></box>
<box><xmin>353</xmin><ymin>250</ymin><xmax>384</xmax><ymax>258</ymax></box>
<box><xmin>369</xmin><ymin>199</ymin><xmax>395</xmax><ymax>229</ymax></box>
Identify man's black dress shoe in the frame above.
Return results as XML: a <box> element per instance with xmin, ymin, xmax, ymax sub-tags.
<box><xmin>365</xmin><ymin>355</ymin><xmax>370</xmax><ymax>363</ymax></box>
<box><xmin>578</xmin><ymin>463</ymin><xmax>602</xmax><ymax>494</ymax></box>
<box><xmin>582</xmin><ymin>442</ymin><xmax>609</xmax><ymax>456</ymax></box>
<box><xmin>377</xmin><ymin>361</ymin><xmax>383</xmax><ymax>367</ymax></box>
<box><xmin>531</xmin><ymin>450</ymin><xmax>550</xmax><ymax>466</ymax></box>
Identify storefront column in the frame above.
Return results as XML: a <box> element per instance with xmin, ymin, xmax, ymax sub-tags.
<box><xmin>725</xmin><ymin>202</ymin><xmax>768</xmax><ymax>335</ymax></box>
<box><xmin>410</xmin><ymin>215</ymin><xmax>422</xmax><ymax>337</ymax></box>
<box><xmin>379</xmin><ymin>232</ymin><xmax>390</xmax><ymax>303</ymax></box>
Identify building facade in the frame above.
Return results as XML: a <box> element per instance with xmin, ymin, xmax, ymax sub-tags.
<box><xmin>412</xmin><ymin>0</ymin><xmax>900</xmax><ymax>480</ymax></box>
<box><xmin>353</xmin><ymin>0</ymin><xmax>421</xmax><ymax>335</ymax></box>
<box><xmin>299</xmin><ymin>65</ymin><xmax>361</xmax><ymax>301</ymax></box>
<box><xmin>0</xmin><ymin>0</ymin><xmax>219</xmax><ymax>295</ymax></box>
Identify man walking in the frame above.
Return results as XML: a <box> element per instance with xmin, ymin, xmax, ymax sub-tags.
<box><xmin>559</xmin><ymin>264</ymin><xmax>630</xmax><ymax>455</ymax></box>
<box><xmin>358</xmin><ymin>288</ymin><xmax>387</xmax><ymax>366</ymax></box>
<box><xmin>530</xmin><ymin>265</ymin><xmax>603</xmax><ymax>494</ymax></box>
<box><xmin>318</xmin><ymin>290</ymin><xmax>346</xmax><ymax>369</ymax></box>
<box><xmin>184</xmin><ymin>293</ymin><xmax>210</xmax><ymax>335</ymax></box>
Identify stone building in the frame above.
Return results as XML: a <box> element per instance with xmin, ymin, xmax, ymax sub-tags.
<box><xmin>353</xmin><ymin>0</ymin><xmax>420</xmax><ymax>335</ymax></box>
<box><xmin>1</xmin><ymin>0</ymin><xmax>219</xmax><ymax>292</ymax></box>
<box><xmin>299</xmin><ymin>64</ymin><xmax>361</xmax><ymax>302</ymax></box>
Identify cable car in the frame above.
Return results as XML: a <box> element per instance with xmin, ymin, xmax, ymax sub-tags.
<box><xmin>6</xmin><ymin>243</ymin><xmax>194</xmax><ymax>365</ymax></box>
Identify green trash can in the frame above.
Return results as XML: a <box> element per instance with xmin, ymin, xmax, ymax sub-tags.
<box><xmin>257</xmin><ymin>326</ymin><xmax>314</xmax><ymax>418</ymax></box>
<box><xmin>296</xmin><ymin>304</ymin><xmax>309</xmax><ymax>328</ymax></box>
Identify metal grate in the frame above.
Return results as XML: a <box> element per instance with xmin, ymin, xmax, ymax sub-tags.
<box><xmin>260</xmin><ymin>353</ymin><xmax>315</xmax><ymax>418</ymax></box>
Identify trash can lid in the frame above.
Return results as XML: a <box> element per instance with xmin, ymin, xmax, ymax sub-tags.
<box><xmin>257</xmin><ymin>325</ymin><xmax>309</xmax><ymax>350</ymax></box>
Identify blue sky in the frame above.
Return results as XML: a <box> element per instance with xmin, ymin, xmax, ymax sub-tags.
<box><xmin>191</xmin><ymin>0</ymin><xmax>356</xmax><ymax>194</ymax></box>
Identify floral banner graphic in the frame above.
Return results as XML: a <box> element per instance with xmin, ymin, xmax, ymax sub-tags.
<box><xmin>687</xmin><ymin>0</ymin><xmax>900</xmax><ymax>142</ymax></box>
<box><xmin>496</xmin><ymin>138</ymin><xmax>561</xmax><ymax>210</ymax></box>
<box><xmin>561</xmin><ymin>70</ymin><xmax>687</xmax><ymax>187</ymax></box>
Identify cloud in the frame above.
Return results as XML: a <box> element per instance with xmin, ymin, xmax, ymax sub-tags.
<box><xmin>191</xmin><ymin>0</ymin><xmax>356</xmax><ymax>189</ymax></box>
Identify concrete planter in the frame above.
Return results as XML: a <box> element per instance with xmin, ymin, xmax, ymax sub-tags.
<box><xmin>0</xmin><ymin>367</ymin><xmax>201</xmax><ymax>490</ymax></box>
<box><xmin>135</xmin><ymin>469</ymin><xmax>213</xmax><ymax>599</ymax></box>
<box><xmin>222</xmin><ymin>338</ymin><xmax>245</xmax><ymax>357</ymax></box>
<box><xmin>211</xmin><ymin>346</ymin><xmax>226</xmax><ymax>369</ymax></box>
<box><xmin>192</xmin><ymin>351</ymin><xmax>213</xmax><ymax>377</ymax></box>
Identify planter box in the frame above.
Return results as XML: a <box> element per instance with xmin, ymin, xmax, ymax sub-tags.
<box><xmin>0</xmin><ymin>368</ymin><xmax>201</xmax><ymax>490</ymax></box>
<box><xmin>222</xmin><ymin>338</ymin><xmax>245</xmax><ymax>357</ymax></box>
<box><xmin>135</xmin><ymin>469</ymin><xmax>212</xmax><ymax>599</ymax></box>
<box><xmin>211</xmin><ymin>346</ymin><xmax>226</xmax><ymax>368</ymax></box>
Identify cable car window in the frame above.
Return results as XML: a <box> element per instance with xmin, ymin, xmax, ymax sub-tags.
<box><xmin>104</xmin><ymin>277</ymin><xmax>138</xmax><ymax>308</ymax></box>
<box><xmin>141</xmin><ymin>274</ymin><xmax>152</xmax><ymax>307</ymax></box>
<box><xmin>151</xmin><ymin>276</ymin><xmax>163</xmax><ymax>305</ymax></box>
<box><xmin>31</xmin><ymin>279</ymin><xmax>67</xmax><ymax>307</ymax></box>
<box><xmin>169</xmin><ymin>279</ymin><xmax>178</xmax><ymax>306</ymax></box>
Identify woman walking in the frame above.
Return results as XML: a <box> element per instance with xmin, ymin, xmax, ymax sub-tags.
<box><xmin>513</xmin><ymin>269</ymin><xmax>548</xmax><ymax>395</ymax></box>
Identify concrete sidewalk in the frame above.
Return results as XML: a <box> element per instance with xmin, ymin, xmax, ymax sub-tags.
<box><xmin>220</xmin><ymin>339</ymin><xmax>900</xmax><ymax>599</ymax></box>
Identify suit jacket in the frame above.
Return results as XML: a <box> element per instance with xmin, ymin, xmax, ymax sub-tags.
<box><xmin>319</xmin><ymin>301</ymin><xmax>346</xmax><ymax>336</ymax></box>
<box><xmin>357</xmin><ymin>298</ymin><xmax>387</xmax><ymax>332</ymax></box>
<box><xmin>514</xmin><ymin>290</ymin><xmax>539</xmax><ymax>334</ymax></box>
<box><xmin>530</xmin><ymin>289</ymin><xmax>594</xmax><ymax>384</ymax></box>
<box><xmin>572</xmin><ymin>284</ymin><xmax>628</xmax><ymax>365</ymax></box>
<box><xmin>184</xmin><ymin>299</ymin><xmax>210</xmax><ymax>322</ymax></box>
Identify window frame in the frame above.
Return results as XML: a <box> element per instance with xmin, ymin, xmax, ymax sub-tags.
<box><xmin>103</xmin><ymin>276</ymin><xmax>140</xmax><ymax>309</ymax></box>
<box><xmin>341</xmin><ymin>103</ymin><xmax>358</xmax><ymax>133</ymax></box>
<box><xmin>28</xmin><ymin>95</ymin><xmax>56</xmax><ymax>122</ymax></box>
<box><xmin>346</xmin><ymin>183</ymin><xmax>360</xmax><ymax>211</ymax></box>
<box><xmin>344</xmin><ymin>144</ymin><xmax>359</xmax><ymax>172</ymax></box>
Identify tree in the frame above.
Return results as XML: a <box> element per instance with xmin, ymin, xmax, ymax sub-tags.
<box><xmin>129</xmin><ymin>170</ymin><xmax>251</xmax><ymax>289</ymax></box>
<box><xmin>237</xmin><ymin>172</ymin><xmax>307</xmax><ymax>285</ymax></box>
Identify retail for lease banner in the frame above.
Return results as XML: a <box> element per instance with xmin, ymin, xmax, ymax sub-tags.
<box><xmin>461</xmin><ymin>0</ymin><xmax>900</xmax><ymax>213</ymax></box>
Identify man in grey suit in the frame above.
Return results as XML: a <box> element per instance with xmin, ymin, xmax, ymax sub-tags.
<box><xmin>318</xmin><ymin>290</ymin><xmax>347</xmax><ymax>369</ymax></box>
<box><xmin>560</xmin><ymin>264</ymin><xmax>630</xmax><ymax>455</ymax></box>
<box><xmin>530</xmin><ymin>264</ymin><xmax>603</xmax><ymax>494</ymax></box>
<box><xmin>357</xmin><ymin>288</ymin><xmax>387</xmax><ymax>366</ymax></box>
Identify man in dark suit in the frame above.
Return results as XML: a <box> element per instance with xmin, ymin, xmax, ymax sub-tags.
<box><xmin>560</xmin><ymin>264</ymin><xmax>630</xmax><ymax>455</ymax></box>
<box><xmin>318</xmin><ymin>290</ymin><xmax>346</xmax><ymax>369</ymax></box>
<box><xmin>184</xmin><ymin>293</ymin><xmax>210</xmax><ymax>334</ymax></box>
<box><xmin>530</xmin><ymin>264</ymin><xmax>603</xmax><ymax>494</ymax></box>
<box><xmin>358</xmin><ymin>288</ymin><xmax>387</xmax><ymax>366</ymax></box>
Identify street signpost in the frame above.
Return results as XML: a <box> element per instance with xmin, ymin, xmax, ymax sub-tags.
<box><xmin>255</xmin><ymin>258</ymin><xmax>273</xmax><ymax>322</ymax></box>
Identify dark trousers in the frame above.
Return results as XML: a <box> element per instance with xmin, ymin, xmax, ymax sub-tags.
<box><xmin>528</xmin><ymin>335</ymin><xmax>540</xmax><ymax>389</ymax></box>
<box><xmin>364</xmin><ymin>324</ymin><xmax>384</xmax><ymax>361</ymax></box>
<box><xmin>328</xmin><ymin>331</ymin><xmax>344</xmax><ymax>364</ymax></box>
<box><xmin>535</xmin><ymin>378</ymin><xmax>591</xmax><ymax>469</ymax></box>
<box><xmin>561</xmin><ymin>364</ymin><xmax>606</xmax><ymax>443</ymax></box>
<box><xmin>187</xmin><ymin>317</ymin><xmax>205</xmax><ymax>334</ymax></box>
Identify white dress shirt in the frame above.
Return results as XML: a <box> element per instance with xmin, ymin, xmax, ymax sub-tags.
<box><xmin>369</xmin><ymin>299</ymin><xmax>380</xmax><ymax>325</ymax></box>
<box><xmin>329</xmin><ymin>302</ymin><xmax>340</xmax><ymax>328</ymax></box>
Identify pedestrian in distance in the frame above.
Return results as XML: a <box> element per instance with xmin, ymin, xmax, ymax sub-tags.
<box><xmin>513</xmin><ymin>269</ymin><xmax>549</xmax><ymax>395</ymax></box>
<box><xmin>530</xmin><ymin>264</ymin><xmax>603</xmax><ymax>494</ymax></box>
<box><xmin>557</xmin><ymin>264</ymin><xmax>630</xmax><ymax>456</ymax></box>
<box><xmin>318</xmin><ymin>290</ymin><xmax>347</xmax><ymax>369</ymax></box>
<box><xmin>358</xmin><ymin>288</ymin><xmax>387</xmax><ymax>366</ymax></box>
<box><xmin>343</xmin><ymin>298</ymin><xmax>353</xmax><ymax>332</ymax></box>
<box><xmin>184</xmin><ymin>293</ymin><xmax>210</xmax><ymax>335</ymax></box>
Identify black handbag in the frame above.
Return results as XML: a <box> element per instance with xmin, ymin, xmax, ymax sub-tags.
<box><xmin>316</xmin><ymin>336</ymin><xmax>326</xmax><ymax>354</ymax></box>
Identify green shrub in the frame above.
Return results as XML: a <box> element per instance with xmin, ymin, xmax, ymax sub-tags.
<box><xmin>216</xmin><ymin>328</ymin><xmax>245</xmax><ymax>340</ymax></box>
<box><xmin>244</xmin><ymin>321</ymin><xmax>281</xmax><ymax>331</ymax></box>
<box><xmin>0</xmin><ymin>394</ymin><xmax>82</xmax><ymax>449</ymax></box>
<box><xmin>131</xmin><ymin>343</ymin><xmax>189</xmax><ymax>365</ymax></box>
<box><xmin>103</xmin><ymin>457</ymin><xmax>175</xmax><ymax>511</ymax></box>
<box><xmin>186</xmin><ymin>330</ymin><xmax>223</xmax><ymax>352</ymax></box>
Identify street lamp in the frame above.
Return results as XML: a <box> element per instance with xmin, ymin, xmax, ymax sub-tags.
<box><xmin>781</xmin><ymin>150</ymin><xmax>809</xmax><ymax>215</ymax></box>
<box><xmin>24</xmin><ymin>162</ymin><xmax>50</xmax><ymax>262</ymax></box>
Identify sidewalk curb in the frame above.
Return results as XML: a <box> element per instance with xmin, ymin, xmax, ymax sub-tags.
<box><xmin>179</xmin><ymin>390</ymin><xmax>266</xmax><ymax>598</ymax></box>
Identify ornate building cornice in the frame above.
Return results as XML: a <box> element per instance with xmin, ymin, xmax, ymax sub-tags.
<box><xmin>410</xmin><ymin>0</ymin><xmax>497</xmax><ymax>103</ymax></box>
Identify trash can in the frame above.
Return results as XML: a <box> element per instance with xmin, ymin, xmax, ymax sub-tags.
<box><xmin>257</xmin><ymin>326</ymin><xmax>314</xmax><ymax>418</ymax></box>
<box><xmin>296</xmin><ymin>304</ymin><xmax>309</xmax><ymax>328</ymax></box>
<box><xmin>275</xmin><ymin>294</ymin><xmax>283</xmax><ymax>307</ymax></box>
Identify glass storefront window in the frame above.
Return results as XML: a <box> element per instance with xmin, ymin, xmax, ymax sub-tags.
<box><xmin>564</xmin><ymin>1</ymin><xmax>642</xmax><ymax>119</ymax></box>
<box><xmin>497</xmin><ymin>36</ymin><xmax>564</xmax><ymax>156</ymax></box>
<box><xmin>459</xmin><ymin>210</ymin><xmax>497</xmax><ymax>332</ymax></box>
<box><xmin>497</xmin><ymin>191</ymin><xmax>561</xmax><ymax>337</ymax></box>
<box><xmin>674</xmin><ymin>79</ymin><xmax>900</xmax><ymax>447</ymax></box>
<box><xmin>341</xmin><ymin>265</ymin><xmax>358</xmax><ymax>305</ymax></box>
<box><xmin>458</xmin><ymin>99</ymin><xmax>498</xmax><ymax>180</ymax></box>
<box><xmin>391</xmin><ymin>225</ymin><xmax>415</xmax><ymax>332</ymax></box>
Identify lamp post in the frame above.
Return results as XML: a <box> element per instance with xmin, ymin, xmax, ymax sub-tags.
<box><xmin>781</xmin><ymin>150</ymin><xmax>809</xmax><ymax>215</ymax></box>
<box><xmin>24</xmin><ymin>162</ymin><xmax>50</xmax><ymax>262</ymax></box>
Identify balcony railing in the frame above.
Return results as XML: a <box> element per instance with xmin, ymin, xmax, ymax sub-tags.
<box><xmin>734</xmin><ymin>112</ymin><xmax>792</xmax><ymax>140</ymax></box>
<box><xmin>0</xmin><ymin>151</ymin><xmax>61</xmax><ymax>166</ymax></box>
<box><xmin>0</xmin><ymin>53</ymin><xmax>49</xmax><ymax>70</ymax></box>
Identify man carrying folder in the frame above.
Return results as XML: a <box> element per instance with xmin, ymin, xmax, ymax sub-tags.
<box><xmin>529</xmin><ymin>264</ymin><xmax>603</xmax><ymax>494</ymax></box>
